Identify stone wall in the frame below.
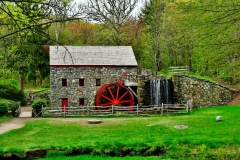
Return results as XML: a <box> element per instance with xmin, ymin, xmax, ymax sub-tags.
<box><xmin>32</xmin><ymin>91</ymin><xmax>50</xmax><ymax>104</ymax></box>
<box><xmin>50</xmin><ymin>67</ymin><xmax>137</xmax><ymax>107</ymax></box>
<box><xmin>137</xmin><ymin>75</ymin><xmax>151</xmax><ymax>106</ymax></box>
<box><xmin>173</xmin><ymin>75</ymin><xmax>238</xmax><ymax>108</ymax></box>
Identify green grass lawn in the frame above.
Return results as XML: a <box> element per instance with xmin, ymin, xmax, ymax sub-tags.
<box><xmin>0</xmin><ymin>116</ymin><xmax>12</xmax><ymax>123</ymax></box>
<box><xmin>0</xmin><ymin>105</ymin><xmax>240</xmax><ymax>159</ymax></box>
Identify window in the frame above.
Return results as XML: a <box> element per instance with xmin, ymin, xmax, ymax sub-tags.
<box><xmin>96</xmin><ymin>79</ymin><xmax>101</xmax><ymax>86</ymax></box>
<box><xmin>62</xmin><ymin>79</ymin><xmax>67</xmax><ymax>87</ymax></box>
<box><xmin>79</xmin><ymin>98</ymin><xmax>84</xmax><ymax>106</ymax></box>
<box><xmin>79</xmin><ymin>79</ymin><xmax>84</xmax><ymax>87</ymax></box>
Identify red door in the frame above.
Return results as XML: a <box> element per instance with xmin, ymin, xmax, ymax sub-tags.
<box><xmin>62</xmin><ymin>98</ymin><xmax>68</xmax><ymax>112</ymax></box>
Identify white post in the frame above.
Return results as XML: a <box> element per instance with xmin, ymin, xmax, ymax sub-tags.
<box><xmin>18</xmin><ymin>102</ymin><xmax>21</xmax><ymax>115</ymax></box>
<box><xmin>186</xmin><ymin>101</ymin><xmax>189</xmax><ymax>113</ymax></box>
<box><xmin>87</xmin><ymin>105</ymin><xmax>89</xmax><ymax>116</ymax></box>
<box><xmin>64</xmin><ymin>105</ymin><xmax>65</xmax><ymax>117</ymax></box>
<box><xmin>161</xmin><ymin>103</ymin><xmax>164</xmax><ymax>115</ymax></box>
<box><xmin>112</xmin><ymin>105</ymin><xmax>114</xmax><ymax>115</ymax></box>
<box><xmin>190</xmin><ymin>99</ymin><xmax>193</xmax><ymax>111</ymax></box>
<box><xmin>42</xmin><ymin>105</ymin><xmax>44</xmax><ymax>116</ymax></box>
<box><xmin>137</xmin><ymin>104</ymin><xmax>139</xmax><ymax>115</ymax></box>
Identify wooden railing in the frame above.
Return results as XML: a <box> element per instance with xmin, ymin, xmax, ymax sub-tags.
<box><xmin>170</xmin><ymin>66</ymin><xmax>189</xmax><ymax>74</ymax></box>
<box><xmin>42</xmin><ymin>103</ymin><xmax>192</xmax><ymax>117</ymax></box>
<box><xmin>16</xmin><ymin>103</ymin><xmax>21</xmax><ymax>116</ymax></box>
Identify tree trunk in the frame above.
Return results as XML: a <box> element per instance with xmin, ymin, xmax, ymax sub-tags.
<box><xmin>20</xmin><ymin>75</ymin><xmax>24</xmax><ymax>94</ymax></box>
<box><xmin>39</xmin><ymin>78</ymin><xmax>43</xmax><ymax>86</ymax></box>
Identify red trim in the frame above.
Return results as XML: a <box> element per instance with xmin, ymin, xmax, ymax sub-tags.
<box><xmin>50</xmin><ymin>65</ymin><xmax>137</xmax><ymax>68</ymax></box>
<box><xmin>43</xmin><ymin>45</ymin><xmax>50</xmax><ymax>51</ymax></box>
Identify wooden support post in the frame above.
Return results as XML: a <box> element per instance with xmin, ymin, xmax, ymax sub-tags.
<box><xmin>190</xmin><ymin>99</ymin><xmax>193</xmax><ymax>111</ymax></box>
<box><xmin>186</xmin><ymin>101</ymin><xmax>189</xmax><ymax>113</ymax></box>
<box><xmin>64</xmin><ymin>105</ymin><xmax>65</xmax><ymax>117</ymax></box>
<box><xmin>112</xmin><ymin>105</ymin><xmax>114</xmax><ymax>115</ymax></box>
<box><xmin>137</xmin><ymin>104</ymin><xmax>139</xmax><ymax>115</ymax></box>
<box><xmin>161</xmin><ymin>103</ymin><xmax>164</xmax><ymax>115</ymax></box>
<box><xmin>42</xmin><ymin>105</ymin><xmax>44</xmax><ymax>116</ymax></box>
<box><xmin>127</xmin><ymin>86</ymin><xmax>138</xmax><ymax>100</ymax></box>
<box><xmin>87</xmin><ymin>105</ymin><xmax>89</xmax><ymax>116</ymax></box>
<box><xmin>18</xmin><ymin>102</ymin><xmax>21</xmax><ymax>115</ymax></box>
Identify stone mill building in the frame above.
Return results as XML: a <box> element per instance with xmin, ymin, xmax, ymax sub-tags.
<box><xmin>47</xmin><ymin>45</ymin><xmax>237</xmax><ymax>111</ymax></box>
<box><xmin>49</xmin><ymin>46</ymin><xmax>139</xmax><ymax>109</ymax></box>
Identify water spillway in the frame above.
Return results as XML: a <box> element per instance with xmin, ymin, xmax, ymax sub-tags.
<box><xmin>150</xmin><ymin>79</ymin><xmax>174</xmax><ymax>105</ymax></box>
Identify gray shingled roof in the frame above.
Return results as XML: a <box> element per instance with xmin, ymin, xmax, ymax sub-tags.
<box><xmin>49</xmin><ymin>46</ymin><xmax>138</xmax><ymax>66</ymax></box>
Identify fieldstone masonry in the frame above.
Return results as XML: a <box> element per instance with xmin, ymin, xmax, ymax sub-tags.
<box><xmin>50</xmin><ymin>67</ymin><xmax>137</xmax><ymax>107</ymax></box>
<box><xmin>50</xmin><ymin>67</ymin><xmax>237</xmax><ymax>109</ymax></box>
<box><xmin>173</xmin><ymin>75</ymin><xmax>238</xmax><ymax>108</ymax></box>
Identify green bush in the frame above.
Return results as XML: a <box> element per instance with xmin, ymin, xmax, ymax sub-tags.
<box><xmin>0</xmin><ymin>82</ymin><xmax>26</xmax><ymax>105</ymax></box>
<box><xmin>0</xmin><ymin>79</ymin><xmax>19</xmax><ymax>89</ymax></box>
<box><xmin>0</xmin><ymin>101</ymin><xmax>8</xmax><ymax>116</ymax></box>
<box><xmin>41</xmin><ymin>83</ymin><xmax>50</xmax><ymax>88</ymax></box>
<box><xmin>32</xmin><ymin>99</ymin><xmax>47</xmax><ymax>109</ymax></box>
<box><xmin>7</xmin><ymin>101</ymin><xmax>19</xmax><ymax>115</ymax></box>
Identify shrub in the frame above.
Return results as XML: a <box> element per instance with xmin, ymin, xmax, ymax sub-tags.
<box><xmin>0</xmin><ymin>101</ymin><xmax>8</xmax><ymax>116</ymax></box>
<box><xmin>7</xmin><ymin>101</ymin><xmax>19</xmax><ymax>115</ymax></box>
<box><xmin>41</xmin><ymin>83</ymin><xmax>50</xmax><ymax>88</ymax></box>
<box><xmin>0</xmin><ymin>79</ymin><xmax>19</xmax><ymax>89</ymax></box>
<box><xmin>32</xmin><ymin>99</ymin><xmax>47</xmax><ymax>109</ymax></box>
<box><xmin>0</xmin><ymin>82</ymin><xmax>25</xmax><ymax>105</ymax></box>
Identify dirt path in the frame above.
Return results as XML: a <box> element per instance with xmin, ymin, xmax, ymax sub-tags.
<box><xmin>0</xmin><ymin>117</ymin><xmax>149</xmax><ymax>135</ymax></box>
<box><xmin>0</xmin><ymin>118</ymin><xmax>36</xmax><ymax>134</ymax></box>
<box><xmin>228</xmin><ymin>92</ymin><xmax>240</xmax><ymax>105</ymax></box>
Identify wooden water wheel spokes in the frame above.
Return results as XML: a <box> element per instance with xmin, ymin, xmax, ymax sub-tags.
<box><xmin>95</xmin><ymin>83</ymin><xmax>134</xmax><ymax>112</ymax></box>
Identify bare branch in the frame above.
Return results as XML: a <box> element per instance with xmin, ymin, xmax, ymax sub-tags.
<box><xmin>82</xmin><ymin>0</ymin><xmax>140</xmax><ymax>45</ymax></box>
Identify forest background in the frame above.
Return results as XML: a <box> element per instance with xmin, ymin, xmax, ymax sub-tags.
<box><xmin>0</xmin><ymin>0</ymin><xmax>239</xmax><ymax>93</ymax></box>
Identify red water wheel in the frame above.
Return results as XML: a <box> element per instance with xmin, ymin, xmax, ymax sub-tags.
<box><xmin>95</xmin><ymin>83</ymin><xmax>135</xmax><ymax>111</ymax></box>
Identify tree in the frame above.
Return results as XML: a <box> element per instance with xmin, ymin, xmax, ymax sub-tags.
<box><xmin>177</xmin><ymin>0</ymin><xmax>240</xmax><ymax>83</ymax></box>
<box><xmin>0</xmin><ymin>0</ymin><xmax>86</xmax><ymax>92</ymax></box>
<box><xmin>140</xmin><ymin>0</ymin><xmax>167</xmax><ymax>72</ymax></box>
<box><xmin>67</xmin><ymin>21</ymin><xmax>97</xmax><ymax>45</ymax></box>
<box><xmin>0</xmin><ymin>0</ymin><xmax>84</xmax><ymax>41</ymax></box>
<box><xmin>0</xmin><ymin>1</ymin><xmax>52</xmax><ymax>92</ymax></box>
<box><xmin>83</xmin><ymin>0</ymin><xmax>140</xmax><ymax>46</ymax></box>
<box><xmin>161</xmin><ymin>1</ymin><xmax>196</xmax><ymax>71</ymax></box>
<box><xmin>2</xmin><ymin>26</ymin><xmax>50</xmax><ymax>92</ymax></box>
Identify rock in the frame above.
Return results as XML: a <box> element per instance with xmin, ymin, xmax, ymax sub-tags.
<box><xmin>174</xmin><ymin>125</ymin><xmax>188</xmax><ymax>129</ymax></box>
<box><xmin>88</xmin><ymin>119</ymin><xmax>102</xmax><ymax>124</ymax></box>
<box><xmin>216</xmin><ymin>116</ymin><xmax>222</xmax><ymax>121</ymax></box>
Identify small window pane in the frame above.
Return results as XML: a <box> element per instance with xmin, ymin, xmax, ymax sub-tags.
<box><xmin>79</xmin><ymin>79</ymin><xmax>84</xmax><ymax>86</ymax></box>
<box><xmin>96</xmin><ymin>79</ymin><xmax>101</xmax><ymax>86</ymax></box>
<box><xmin>62</xmin><ymin>79</ymin><xmax>67</xmax><ymax>87</ymax></box>
<box><xmin>79</xmin><ymin>98</ymin><xmax>84</xmax><ymax>106</ymax></box>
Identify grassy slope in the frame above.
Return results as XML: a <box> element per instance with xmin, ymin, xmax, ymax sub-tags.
<box><xmin>0</xmin><ymin>105</ymin><xmax>240</xmax><ymax>158</ymax></box>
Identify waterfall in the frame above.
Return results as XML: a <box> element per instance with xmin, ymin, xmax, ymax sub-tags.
<box><xmin>150</xmin><ymin>79</ymin><xmax>174</xmax><ymax>106</ymax></box>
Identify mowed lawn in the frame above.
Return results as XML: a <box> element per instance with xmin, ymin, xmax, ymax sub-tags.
<box><xmin>0</xmin><ymin>105</ymin><xmax>240</xmax><ymax>158</ymax></box>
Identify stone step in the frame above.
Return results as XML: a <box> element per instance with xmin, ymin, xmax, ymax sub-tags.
<box><xmin>19</xmin><ymin>111</ymin><xmax>32</xmax><ymax>118</ymax></box>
